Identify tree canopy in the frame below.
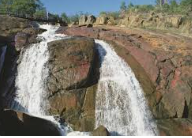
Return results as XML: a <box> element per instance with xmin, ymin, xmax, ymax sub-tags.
<box><xmin>0</xmin><ymin>0</ymin><xmax>44</xmax><ymax>17</ymax></box>
<box><xmin>120</xmin><ymin>1</ymin><xmax>127</xmax><ymax>11</ymax></box>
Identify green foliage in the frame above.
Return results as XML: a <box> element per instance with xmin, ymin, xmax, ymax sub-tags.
<box><xmin>156</xmin><ymin>0</ymin><xmax>163</xmax><ymax>7</ymax></box>
<box><xmin>120</xmin><ymin>0</ymin><xmax>192</xmax><ymax>15</ymax></box>
<box><xmin>154</xmin><ymin>0</ymin><xmax>192</xmax><ymax>15</ymax></box>
<box><xmin>99</xmin><ymin>11</ymin><xmax>120</xmax><ymax>20</ymax></box>
<box><xmin>128</xmin><ymin>2</ymin><xmax>134</xmax><ymax>9</ymax></box>
<box><xmin>180</xmin><ymin>0</ymin><xmax>192</xmax><ymax>14</ymax></box>
<box><xmin>33</xmin><ymin>9</ymin><xmax>47</xmax><ymax>19</ymax></box>
<box><xmin>50</xmin><ymin>13</ymin><xmax>60</xmax><ymax>21</ymax></box>
<box><xmin>0</xmin><ymin>0</ymin><xmax>13</xmax><ymax>14</ymax></box>
<box><xmin>0</xmin><ymin>0</ymin><xmax>44</xmax><ymax>17</ymax></box>
<box><xmin>61</xmin><ymin>12</ymin><xmax>70</xmax><ymax>23</ymax></box>
<box><xmin>120</xmin><ymin>1</ymin><xmax>127</xmax><ymax>11</ymax></box>
<box><xmin>169</xmin><ymin>0</ymin><xmax>179</xmax><ymax>13</ymax></box>
<box><xmin>68</xmin><ymin>14</ymin><xmax>79</xmax><ymax>22</ymax></box>
<box><xmin>136</xmin><ymin>5</ymin><xmax>155</xmax><ymax>12</ymax></box>
<box><xmin>66</xmin><ymin>12</ymin><xmax>89</xmax><ymax>23</ymax></box>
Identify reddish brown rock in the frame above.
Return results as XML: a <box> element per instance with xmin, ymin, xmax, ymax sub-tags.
<box><xmin>47</xmin><ymin>37</ymin><xmax>96</xmax><ymax>93</ymax></box>
<box><xmin>15</xmin><ymin>28</ymin><xmax>46</xmax><ymax>51</ymax></box>
<box><xmin>157</xmin><ymin>119</ymin><xmax>192</xmax><ymax>136</ymax></box>
<box><xmin>47</xmin><ymin>37</ymin><xmax>99</xmax><ymax>131</ymax></box>
<box><xmin>57</xmin><ymin>26</ymin><xmax>192</xmax><ymax>121</ymax></box>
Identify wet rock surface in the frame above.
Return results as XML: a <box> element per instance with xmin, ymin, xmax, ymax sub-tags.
<box><xmin>47</xmin><ymin>37</ymin><xmax>100</xmax><ymax>131</ymax></box>
<box><xmin>58</xmin><ymin>25</ymin><xmax>192</xmax><ymax>135</ymax></box>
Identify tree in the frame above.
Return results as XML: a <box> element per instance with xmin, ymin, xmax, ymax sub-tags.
<box><xmin>12</xmin><ymin>0</ymin><xmax>43</xmax><ymax>17</ymax></box>
<box><xmin>156</xmin><ymin>0</ymin><xmax>164</xmax><ymax>7</ymax></box>
<box><xmin>69</xmin><ymin>14</ymin><xmax>79</xmax><ymax>22</ymax></box>
<box><xmin>170</xmin><ymin>0</ymin><xmax>178</xmax><ymax>12</ymax></box>
<box><xmin>120</xmin><ymin>1</ymin><xmax>127</xmax><ymax>11</ymax></box>
<box><xmin>0</xmin><ymin>0</ymin><xmax>13</xmax><ymax>14</ymax></box>
<box><xmin>33</xmin><ymin>9</ymin><xmax>47</xmax><ymax>19</ymax></box>
<box><xmin>61</xmin><ymin>12</ymin><xmax>70</xmax><ymax>23</ymax></box>
<box><xmin>128</xmin><ymin>2</ymin><xmax>134</xmax><ymax>9</ymax></box>
<box><xmin>180</xmin><ymin>0</ymin><xmax>192</xmax><ymax>13</ymax></box>
<box><xmin>0</xmin><ymin>0</ymin><xmax>44</xmax><ymax>17</ymax></box>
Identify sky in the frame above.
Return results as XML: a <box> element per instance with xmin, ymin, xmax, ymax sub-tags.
<box><xmin>40</xmin><ymin>0</ymin><xmax>155</xmax><ymax>16</ymax></box>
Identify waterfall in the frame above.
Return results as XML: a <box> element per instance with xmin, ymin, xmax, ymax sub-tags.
<box><xmin>95</xmin><ymin>40</ymin><xmax>158</xmax><ymax>136</ymax></box>
<box><xmin>12</xmin><ymin>23</ymin><xmax>158</xmax><ymax>136</ymax></box>
<box><xmin>0</xmin><ymin>46</ymin><xmax>7</xmax><ymax>75</ymax></box>
<box><xmin>14</xmin><ymin>25</ymin><xmax>66</xmax><ymax>115</ymax></box>
<box><xmin>13</xmin><ymin>24</ymin><xmax>89</xmax><ymax>136</ymax></box>
<box><xmin>13</xmin><ymin>24</ymin><xmax>69</xmax><ymax>135</ymax></box>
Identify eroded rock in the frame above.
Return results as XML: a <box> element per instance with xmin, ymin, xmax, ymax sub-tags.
<box><xmin>47</xmin><ymin>37</ymin><xmax>99</xmax><ymax>131</ymax></box>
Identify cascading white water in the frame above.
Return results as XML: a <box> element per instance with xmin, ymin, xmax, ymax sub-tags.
<box><xmin>0</xmin><ymin>46</ymin><xmax>7</xmax><ymax>74</ymax></box>
<box><xmin>13</xmin><ymin>24</ymin><xmax>89</xmax><ymax>136</ymax></box>
<box><xmin>13</xmin><ymin>23</ymin><xmax>158</xmax><ymax>136</ymax></box>
<box><xmin>95</xmin><ymin>40</ymin><xmax>158</xmax><ymax>136</ymax></box>
<box><xmin>13</xmin><ymin>24</ymin><xmax>70</xmax><ymax>135</ymax></box>
<box><xmin>14</xmin><ymin>25</ymin><xmax>66</xmax><ymax>115</ymax></box>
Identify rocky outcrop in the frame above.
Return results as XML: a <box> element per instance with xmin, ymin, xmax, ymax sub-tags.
<box><xmin>15</xmin><ymin>27</ymin><xmax>46</xmax><ymax>51</ymax></box>
<box><xmin>0</xmin><ymin>15</ymin><xmax>32</xmax><ymax>44</ymax></box>
<box><xmin>91</xmin><ymin>126</ymin><xmax>110</xmax><ymax>136</ymax></box>
<box><xmin>118</xmin><ymin>12</ymin><xmax>192</xmax><ymax>35</ymax></box>
<box><xmin>79</xmin><ymin>15</ymin><xmax>96</xmax><ymax>26</ymax></box>
<box><xmin>58</xmin><ymin>25</ymin><xmax>192</xmax><ymax>135</ymax></box>
<box><xmin>47</xmin><ymin>37</ymin><xmax>99</xmax><ymax>131</ymax></box>
<box><xmin>0</xmin><ymin>110</ymin><xmax>61</xmax><ymax>136</ymax></box>
<box><xmin>95</xmin><ymin>15</ymin><xmax>109</xmax><ymax>25</ymax></box>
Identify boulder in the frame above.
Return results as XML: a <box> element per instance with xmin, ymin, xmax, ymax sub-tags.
<box><xmin>0</xmin><ymin>110</ymin><xmax>61</xmax><ymax>136</ymax></box>
<box><xmin>91</xmin><ymin>126</ymin><xmax>110</xmax><ymax>136</ymax></box>
<box><xmin>79</xmin><ymin>15</ymin><xmax>96</xmax><ymax>26</ymax></box>
<box><xmin>95</xmin><ymin>15</ymin><xmax>109</xmax><ymax>25</ymax></box>
<box><xmin>86</xmin><ymin>15</ymin><xmax>96</xmax><ymax>25</ymax></box>
<box><xmin>79</xmin><ymin>15</ymin><xmax>87</xmax><ymax>26</ymax></box>
<box><xmin>166</xmin><ymin>16</ymin><xmax>182</xmax><ymax>28</ymax></box>
<box><xmin>0</xmin><ymin>15</ymin><xmax>32</xmax><ymax>43</ymax></box>
<box><xmin>15</xmin><ymin>27</ymin><xmax>45</xmax><ymax>51</ymax></box>
<box><xmin>47</xmin><ymin>36</ymin><xmax>97</xmax><ymax>93</ymax></box>
<box><xmin>47</xmin><ymin>37</ymin><xmax>100</xmax><ymax>131</ymax></box>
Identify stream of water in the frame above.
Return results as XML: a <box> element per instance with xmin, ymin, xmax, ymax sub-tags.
<box><xmin>95</xmin><ymin>40</ymin><xmax>158</xmax><ymax>136</ymax></box>
<box><xmin>0</xmin><ymin>46</ymin><xmax>7</xmax><ymax>75</ymax></box>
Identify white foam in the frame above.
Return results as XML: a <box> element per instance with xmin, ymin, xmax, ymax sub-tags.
<box><xmin>95</xmin><ymin>40</ymin><xmax>158</xmax><ymax>136</ymax></box>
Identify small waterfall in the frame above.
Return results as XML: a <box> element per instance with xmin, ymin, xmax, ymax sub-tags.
<box><xmin>0</xmin><ymin>46</ymin><xmax>7</xmax><ymax>75</ymax></box>
<box><xmin>13</xmin><ymin>24</ymin><xmax>90</xmax><ymax>136</ymax></box>
<box><xmin>95</xmin><ymin>40</ymin><xmax>158</xmax><ymax>136</ymax></box>
<box><xmin>13</xmin><ymin>24</ymin><xmax>68</xmax><ymax>135</ymax></box>
<box><xmin>14</xmin><ymin>25</ymin><xmax>66</xmax><ymax>115</ymax></box>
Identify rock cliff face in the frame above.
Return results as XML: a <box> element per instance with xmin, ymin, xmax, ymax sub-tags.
<box><xmin>109</xmin><ymin>12</ymin><xmax>192</xmax><ymax>36</ymax></box>
<box><xmin>58</xmin><ymin>25</ymin><xmax>192</xmax><ymax>135</ymax></box>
